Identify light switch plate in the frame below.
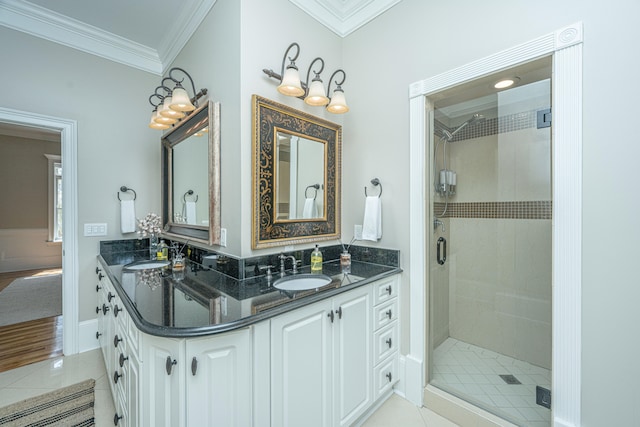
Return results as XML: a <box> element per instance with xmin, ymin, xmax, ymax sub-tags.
<box><xmin>84</xmin><ymin>223</ymin><xmax>107</xmax><ymax>236</ymax></box>
<box><xmin>220</xmin><ymin>228</ymin><xmax>227</xmax><ymax>247</ymax></box>
<box><xmin>354</xmin><ymin>224</ymin><xmax>363</xmax><ymax>240</ymax></box>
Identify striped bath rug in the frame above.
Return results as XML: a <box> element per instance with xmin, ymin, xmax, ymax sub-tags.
<box><xmin>0</xmin><ymin>379</ymin><xmax>95</xmax><ymax>426</ymax></box>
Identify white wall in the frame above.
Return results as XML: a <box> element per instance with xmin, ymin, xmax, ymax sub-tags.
<box><xmin>0</xmin><ymin>27</ymin><xmax>159</xmax><ymax>322</ymax></box>
<box><xmin>342</xmin><ymin>0</ymin><xmax>640</xmax><ymax>425</ymax></box>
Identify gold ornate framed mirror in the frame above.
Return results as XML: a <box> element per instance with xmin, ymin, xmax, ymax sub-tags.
<box><xmin>252</xmin><ymin>95</ymin><xmax>341</xmax><ymax>249</ymax></box>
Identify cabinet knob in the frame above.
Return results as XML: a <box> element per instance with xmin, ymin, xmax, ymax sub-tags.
<box><xmin>335</xmin><ymin>307</ymin><xmax>343</xmax><ymax>319</ymax></box>
<box><xmin>96</xmin><ymin>284</ymin><xmax>102</xmax><ymax>292</ymax></box>
<box><xmin>386</xmin><ymin>338</ymin><xmax>392</xmax><ymax>348</ymax></box>
<box><xmin>98</xmin><ymin>273</ymin><xmax>104</xmax><ymax>280</ymax></box>
<box><xmin>327</xmin><ymin>311</ymin><xmax>335</xmax><ymax>323</ymax></box>
<box><xmin>386</xmin><ymin>309</ymin><xmax>392</xmax><ymax>319</ymax></box>
<box><xmin>119</xmin><ymin>353</ymin><xmax>129</xmax><ymax>367</ymax></box>
<box><xmin>96</xmin><ymin>331</ymin><xmax>102</xmax><ymax>340</ymax></box>
<box><xmin>166</xmin><ymin>356</ymin><xmax>177</xmax><ymax>375</ymax></box>
<box><xmin>385</xmin><ymin>285</ymin><xmax>392</xmax><ymax>295</ymax></box>
<box><xmin>95</xmin><ymin>266</ymin><xmax>101</xmax><ymax>275</ymax></box>
<box><xmin>113</xmin><ymin>371</ymin><xmax>122</xmax><ymax>384</ymax></box>
<box><xmin>386</xmin><ymin>372</ymin><xmax>392</xmax><ymax>382</ymax></box>
<box><xmin>113</xmin><ymin>413</ymin><xmax>123</xmax><ymax>425</ymax></box>
<box><xmin>102</xmin><ymin>304</ymin><xmax>110</xmax><ymax>315</ymax></box>
<box><xmin>96</xmin><ymin>306</ymin><xmax>101</xmax><ymax>314</ymax></box>
<box><xmin>114</xmin><ymin>305</ymin><xmax>122</xmax><ymax>317</ymax></box>
<box><xmin>113</xmin><ymin>334</ymin><xmax>122</xmax><ymax>348</ymax></box>
<box><xmin>191</xmin><ymin>357</ymin><xmax>198</xmax><ymax>376</ymax></box>
<box><xmin>108</xmin><ymin>292</ymin><xmax>115</xmax><ymax>302</ymax></box>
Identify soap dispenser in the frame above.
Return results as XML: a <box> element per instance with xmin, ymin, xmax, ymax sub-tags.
<box><xmin>157</xmin><ymin>240</ymin><xmax>169</xmax><ymax>261</ymax></box>
<box><xmin>311</xmin><ymin>245</ymin><xmax>323</xmax><ymax>273</ymax></box>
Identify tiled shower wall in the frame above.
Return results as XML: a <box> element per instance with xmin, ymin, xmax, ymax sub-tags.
<box><xmin>432</xmin><ymin>87</ymin><xmax>552</xmax><ymax>370</ymax></box>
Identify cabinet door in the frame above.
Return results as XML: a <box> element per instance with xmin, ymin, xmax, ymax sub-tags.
<box><xmin>333</xmin><ymin>286</ymin><xmax>373</xmax><ymax>426</ymax></box>
<box><xmin>271</xmin><ymin>300</ymin><xmax>333</xmax><ymax>427</ymax></box>
<box><xmin>142</xmin><ymin>335</ymin><xmax>185</xmax><ymax>427</ymax></box>
<box><xmin>185</xmin><ymin>329</ymin><xmax>251</xmax><ymax>427</ymax></box>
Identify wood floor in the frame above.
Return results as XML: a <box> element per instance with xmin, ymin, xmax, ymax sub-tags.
<box><xmin>0</xmin><ymin>315</ymin><xmax>63</xmax><ymax>372</ymax></box>
<box><xmin>0</xmin><ymin>268</ymin><xmax>64</xmax><ymax>373</ymax></box>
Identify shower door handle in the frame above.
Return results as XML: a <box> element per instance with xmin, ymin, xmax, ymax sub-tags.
<box><xmin>437</xmin><ymin>237</ymin><xmax>447</xmax><ymax>265</ymax></box>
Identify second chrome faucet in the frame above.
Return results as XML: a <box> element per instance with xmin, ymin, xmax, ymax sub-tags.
<box><xmin>278</xmin><ymin>253</ymin><xmax>300</xmax><ymax>275</ymax></box>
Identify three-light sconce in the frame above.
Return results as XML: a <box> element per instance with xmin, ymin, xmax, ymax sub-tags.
<box><xmin>263</xmin><ymin>42</ymin><xmax>349</xmax><ymax>114</ymax></box>
<box><xmin>148</xmin><ymin>67</ymin><xmax>208</xmax><ymax>130</ymax></box>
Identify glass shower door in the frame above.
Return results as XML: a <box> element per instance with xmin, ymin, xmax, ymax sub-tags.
<box><xmin>428</xmin><ymin>66</ymin><xmax>552</xmax><ymax>426</ymax></box>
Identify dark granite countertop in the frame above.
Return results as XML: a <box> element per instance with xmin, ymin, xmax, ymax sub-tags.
<box><xmin>98</xmin><ymin>251</ymin><xmax>401</xmax><ymax>338</ymax></box>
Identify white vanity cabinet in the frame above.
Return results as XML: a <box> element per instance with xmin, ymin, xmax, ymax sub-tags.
<box><xmin>270</xmin><ymin>284</ymin><xmax>377</xmax><ymax>427</ymax></box>
<box><xmin>140</xmin><ymin>329</ymin><xmax>252</xmax><ymax>427</ymax></box>
<box><xmin>95</xmin><ymin>263</ymin><xmax>140</xmax><ymax>426</ymax></box>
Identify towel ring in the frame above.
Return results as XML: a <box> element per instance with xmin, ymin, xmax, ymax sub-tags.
<box><xmin>305</xmin><ymin>183</ymin><xmax>320</xmax><ymax>200</ymax></box>
<box><xmin>117</xmin><ymin>186</ymin><xmax>136</xmax><ymax>201</ymax></box>
<box><xmin>364</xmin><ymin>178</ymin><xmax>382</xmax><ymax>198</ymax></box>
<box><xmin>183</xmin><ymin>190</ymin><xmax>198</xmax><ymax>203</ymax></box>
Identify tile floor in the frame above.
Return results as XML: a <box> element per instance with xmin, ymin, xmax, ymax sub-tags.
<box><xmin>432</xmin><ymin>337</ymin><xmax>551</xmax><ymax>426</ymax></box>
<box><xmin>0</xmin><ymin>349</ymin><xmax>115</xmax><ymax>426</ymax></box>
<box><xmin>0</xmin><ymin>348</ymin><xmax>459</xmax><ymax>427</ymax></box>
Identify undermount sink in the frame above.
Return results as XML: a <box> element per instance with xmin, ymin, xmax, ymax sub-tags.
<box><xmin>123</xmin><ymin>260</ymin><xmax>170</xmax><ymax>270</ymax></box>
<box><xmin>273</xmin><ymin>274</ymin><xmax>333</xmax><ymax>291</ymax></box>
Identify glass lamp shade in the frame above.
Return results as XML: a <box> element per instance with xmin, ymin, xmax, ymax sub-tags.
<box><xmin>149</xmin><ymin>111</ymin><xmax>170</xmax><ymax>129</ymax></box>
<box><xmin>326</xmin><ymin>88</ymin><xmax>349</xmax><ymax>114</ymax></box>
<box><xmin>169</xmin><ymin>86</ymin><xmax>196</xmax><ymax>112</ymax></box>
<box><xmin>159</xmin><ymin>97</ymin><xmax>185</xmax><ymax>119</ymax></box>
<box><xmin>278</xmin><ymin>66</ymin><xmax>305</xmax><ymax>97</ymax></box>
<box><xmin>153</xmin><ymin>109</ymin><xmax>177</xmax><ymax>125</ymax></box>
<box><xmin>304</xmin><ymin>79</ymin><xmax>329</xmax><ymax>106</ymax></box>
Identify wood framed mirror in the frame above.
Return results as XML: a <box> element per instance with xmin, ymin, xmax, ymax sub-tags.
<box><xmin>252</xmin><ymin>95</ymin><xmax>341</xmax><ymax>249</ymax></box>
<box><xmin>162</xmin><ymin>100</ymin><xmax>221</xmax><ymax>245</ymax></box>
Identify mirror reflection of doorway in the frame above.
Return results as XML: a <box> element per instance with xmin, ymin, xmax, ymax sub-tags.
<box><xmin>0</xmin><ymin>123</ymin><xmax>63</xmax><ymax>372</ymax></box>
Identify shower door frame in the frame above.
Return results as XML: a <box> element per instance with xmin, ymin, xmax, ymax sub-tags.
<box><xmin>406</xmin><ymin>22</ymin><xmax>583</xmax><ymax>426</ymax></box>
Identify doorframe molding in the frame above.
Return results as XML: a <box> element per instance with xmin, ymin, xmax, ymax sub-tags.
<box><xmin>0</xmin><ymin>107</ymin><xmax>79</xmax><ymax>355</ymax></box>
<box><xmin>406</xmin><ymin>22</ymin><xmax>583</xmax><ymax>427</ymax></box>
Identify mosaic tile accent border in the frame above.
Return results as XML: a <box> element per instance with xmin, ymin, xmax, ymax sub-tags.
<box><xmin>434</xmin><ymin>201</ymin><xmax>552</xmax><ymax>220</ymax></box>
<box><xmin>435</xmin><ymin>109</ymin><xmax>545</xmax><ymax>142</ymax></box>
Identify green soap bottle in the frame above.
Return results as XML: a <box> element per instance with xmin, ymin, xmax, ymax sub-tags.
<box><xmin>311</xmin><ymin>245</ymin><xmax>323</xmax><ymax>273</ymax></box>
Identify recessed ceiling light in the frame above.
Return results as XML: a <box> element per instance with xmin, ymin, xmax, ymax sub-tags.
<box><xmin>494</xmin><ymin>77</ymin><xmax>520</xmax><ymax>89</ymax></box>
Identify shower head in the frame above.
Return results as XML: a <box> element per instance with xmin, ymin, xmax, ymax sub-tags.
<box><xmin>447</xmin><ymin>113</ymin><xmax>485</xmax><ymax>140</ymax></box>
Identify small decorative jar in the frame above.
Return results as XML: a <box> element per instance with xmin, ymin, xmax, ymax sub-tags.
<box><xmin>340</xmin><ymin>251</ymin><xmax>351</xmax><ymax>273</ymax></box>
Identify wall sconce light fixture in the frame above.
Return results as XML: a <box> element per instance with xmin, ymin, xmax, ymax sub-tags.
<box><xmin>148</xmin><ymin>67</ymin><xmax>208</xmax><ymax>130</ymax></box>
<box><xmin>262</xmin><ymin>42</ymin><xmax>349</xmax><ymax>114</ymax></box>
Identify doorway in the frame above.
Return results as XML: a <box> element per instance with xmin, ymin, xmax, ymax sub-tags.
<box><xmin>0</xmin><ymin>107</ymin><xmax>79</xmax><ymax>357</ymax></box>
<box><xmin>405</xmin><ymin>23</ymin><xmax>583</xmax><ymax>426</ymax></box>
<box><xmin>428</xmin><ymin>58</ymin><xmax>552</xmax><ymax>425</ymax></box>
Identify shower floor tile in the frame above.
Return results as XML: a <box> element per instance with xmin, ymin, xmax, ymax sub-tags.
<box><xmin>432</xmin><ymin>337</ymin><xmax>551</xmax><ymax>426</ymax></box>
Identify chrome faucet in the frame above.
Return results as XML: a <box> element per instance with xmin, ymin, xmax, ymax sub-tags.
<box><xmin>278</xmin><ymin>253</ymin><xmax>300</xmax><ymax>275</ymax></box>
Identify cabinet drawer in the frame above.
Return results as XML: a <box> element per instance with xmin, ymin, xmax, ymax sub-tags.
<box><xmin>374</xmin><ymin>354</ymin><xmax>398</xmax><ymax>400</ymax></box>
<box><xmin>373</xmin><ymin>276</ymin><xmax>398</xmax><ymax>306</ymax></box>
<box><xmin>373</xmin><ymin>321</ymin><xmax>398</xmax><ymax>365</ymax></box>
<box><xmin>374</xmin><ymin>298</ymin><xmax>398</xmax><ymax>330</ymax></box>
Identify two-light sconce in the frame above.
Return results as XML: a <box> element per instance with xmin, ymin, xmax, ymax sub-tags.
<box><xmin>263</xmin><ymin>42</ymin><xmax>349</xmax><ymax>114</ymax></box>
<box><xmin>148</xmin><ymin>67</ymin><xmax>208</xmax><ymax>130</ymax></box>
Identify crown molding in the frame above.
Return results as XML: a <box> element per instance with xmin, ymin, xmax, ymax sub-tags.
<box><xmin>290</xmin><ymin>0</ymin><xmax>402</xmax><ymax>37</ymax></box>
<box><xmin>0</xmin><ymin>0</ymin><xmax>163</xmax><ymax>74</ymax></box>
<box><xmin>157</xmin><ymin>0</ymin><xmax>218</xmax><ymax>73</ymax></box>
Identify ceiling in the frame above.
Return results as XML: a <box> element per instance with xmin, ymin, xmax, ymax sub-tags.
<box><xmin>0</xmin><ymin>0</ymin><xmax>401</xmax><ymax>75</ymax></box>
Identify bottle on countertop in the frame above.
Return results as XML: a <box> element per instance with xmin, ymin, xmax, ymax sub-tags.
<box><xmin>311</xmin><ymin>244</ymin><xmax>323</xmax><ymax>273</ymax></box>
<box><xmin>157</xmin><ymin>240</ymin><xmax>169</xmax><ymax>261</ymax></box>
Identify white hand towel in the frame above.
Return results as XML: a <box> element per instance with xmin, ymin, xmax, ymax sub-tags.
<box><xmin>362</xmin><ymin>196</ymin><xmax>382</xmax><ymax>241</ymax></box>
<box><xmin>120</xmin><ymin>199</ymin><xmax>136</xmax><ymax>233</ymax></box>
<box><xmin>185</xmin><ymin>201</ymin><xmax>197</xmax><ymax>225</ymax></box>
<box><xmin>302</xmin><ymin>197</ymin><xmax>317</xmax><ymax>219</ymax></box>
